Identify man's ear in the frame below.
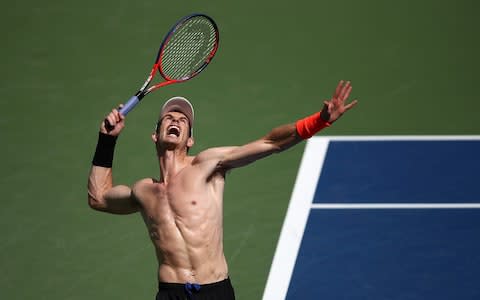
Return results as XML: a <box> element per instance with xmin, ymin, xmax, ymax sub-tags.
<box><xmin>151</xmin><ymin>132</ymin><xmax>158</xmax><ymax>143</ymax></box>
<box><xmin>187</xmin><ymin>136</ymin><xmax>194</xmax><ymax>148</ymax></box>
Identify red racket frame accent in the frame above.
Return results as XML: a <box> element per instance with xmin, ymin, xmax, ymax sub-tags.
<box><xmin>151</xmin><ymin>14</ymin><xmax>219</xmax><ymax>94</ymax></box>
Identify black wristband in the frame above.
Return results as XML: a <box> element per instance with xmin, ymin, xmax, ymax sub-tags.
<box><xmin>92</xmin><ymin>132</ymin><xmax>118</xmax><ymax>168</ymax></box>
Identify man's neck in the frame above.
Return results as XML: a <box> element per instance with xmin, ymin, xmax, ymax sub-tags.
<box><xmin>158</xmin><ymin>149</ymin><xmax>189</xmax><ymax>183</ymax></box>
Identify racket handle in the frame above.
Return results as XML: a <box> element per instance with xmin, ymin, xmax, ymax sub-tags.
<box><xmin>119</xmin><ymin>95</ymin><xmax>140</xmax><ymax>116</ymax></box>
<box><xmin>104</xmin><ymin>95</ymin><xmax>140</xmax><ymax>131</ymax></box>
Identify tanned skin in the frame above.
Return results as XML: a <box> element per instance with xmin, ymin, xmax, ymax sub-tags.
<box><xmin>87</xmin><ymin>80</ymin><xmax>357</xmax><ymax>284</ymax></box>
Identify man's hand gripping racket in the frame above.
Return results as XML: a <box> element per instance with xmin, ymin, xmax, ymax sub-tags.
<box><xmin>104</xmin><ymin>14</ymin><xmax>219</xmax><ymax>131</ymax></box>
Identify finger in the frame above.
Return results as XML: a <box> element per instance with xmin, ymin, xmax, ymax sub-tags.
<box><xmin>107</xmin><ymin>117</ymin><xmax>116</xmax><ymax>128</ymax></box>
<box><xmin>111</xmin><ymin>107</ymin><xmax>122</xmax><ymax>123</ymax></box>
<box><xmin>342</xmin><ymin>85</ymin><xmax>353</xmax><ymax>102</ymax></box>
<box><xmin>334</xmin><ymin>80</ymin><xmax>344</xmax><ymax>98</ymax></box>
<box><xmin>323</xmin><ymin>100</ymin><xmax>333</xmax><ymax>109</ymax></box>
<box><xmin>339</xmin><ymin>81</ymin><xmax>351</xmax><ymax>100</ymax></box>
<box><xmin>320</xmin><ymin>105</ymin><xmax>330</xmax><ymax>121</ymax></box>
<box><xmin>321</xmin><ymin>101</ymin><xmax>330</xmax><ymax>113</ymax></box>
<box><xmin>106</xmin><ymin>114</ymin><xmax>117</xmax><ymax>127</ymax></box>
<box><xmin>117</xmin><ymin>104</ymin><xmax>125</xmax><ymax>120</ymax></box>
<box><xmin>116</xmin><ymin>110</ymin><xmax>122</xmax><ymax>123</ymax></box>
<box><xmin>344</xmin><ymin>99</ymin><xmax>358</xmax><ymax>111</ymax></box>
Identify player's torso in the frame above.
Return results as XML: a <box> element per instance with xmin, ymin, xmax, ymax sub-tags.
<box><xmin>136</xmin><ymin>163</ymin><xmax>228</xmax><ymax>283</ymax></box>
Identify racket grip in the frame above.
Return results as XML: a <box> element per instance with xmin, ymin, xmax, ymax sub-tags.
<box><xmin>104</xmin><ymin>95</ymin><xmax>140</xmax><ymax>131</ymax></box>
<box><xmin>119</xmin><ymin>95</ymin><xmax>140</xmax><ymax>116</ymax></box>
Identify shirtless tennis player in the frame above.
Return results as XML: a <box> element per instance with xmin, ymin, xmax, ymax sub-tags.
<box><xmin>87</xmin><ymin>80</ymin><xmax>357</xmax><ymax>299</ymax></box>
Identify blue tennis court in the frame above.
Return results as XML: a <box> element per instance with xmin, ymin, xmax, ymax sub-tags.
<box><xmin>263</xmin><ymin>136</ymin><xmax>480</xmax><ymax>300</ymax></box>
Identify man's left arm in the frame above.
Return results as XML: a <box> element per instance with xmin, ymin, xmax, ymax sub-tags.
<box><xmin>217</xmin><ymin>80</ymin><xmax>358</xmax><ymax>170</ymax></box>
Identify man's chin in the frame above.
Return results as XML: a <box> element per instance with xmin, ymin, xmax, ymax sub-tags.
<box><xmin>157</xmin><ymin>139</ymin><xmax>185</xmax><ymax>151</ymax></box>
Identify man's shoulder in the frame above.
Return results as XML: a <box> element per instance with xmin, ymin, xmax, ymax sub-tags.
<box><xmin>192</xmin><ymin>146</ymin><xmax>238</xmax><ymax>165</ymax></box>
<box><xmin>135</xmin><ymin>177</ymin><xmax>157</xmax><ymax>184</ymax></box>
<box><xmin>132</xmin><ymin>177</ymin><xmax>157</xmax><ymax>192</ymax></box>
<box><xmin>131</xmin><ymin>178</ymin><xmax>159</xmax><ymax>204</ymax></box>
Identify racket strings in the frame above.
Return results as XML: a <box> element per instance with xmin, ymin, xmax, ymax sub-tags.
<box><xmin>161</xmin><ymin>16</ymin><xmax>217</xmax><ymax>80</ymax></box>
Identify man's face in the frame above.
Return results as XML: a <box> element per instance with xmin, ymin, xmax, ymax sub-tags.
<box><xmin>155</xmin><ymin>111</ymin><xmax>192</xmax><ymax>149</ymax></box>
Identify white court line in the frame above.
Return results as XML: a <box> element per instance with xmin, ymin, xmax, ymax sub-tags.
<box><xmin>262</xmin><ymin>136</ymin><xmax>480</xmax><ymax>300</ymax></box>
<box><xmin>311</xmin><ymin>203</ymin><xmax>480</xmax><ymax>209</ymax></box>
<box><xmin>324</xmin><ymin>135</ymin><xmax>480</xmax><ymax>141</ymax></box>
<box><xmin>262</xmin><ymin>138</ymin><xmax>329</xmax><ymax>300</ymax></box>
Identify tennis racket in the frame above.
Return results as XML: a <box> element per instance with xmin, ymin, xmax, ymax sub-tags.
<box><xmin>106</xmin><ymin>13</ymin><xmax>219</xmax><ymax>129</ymax></box>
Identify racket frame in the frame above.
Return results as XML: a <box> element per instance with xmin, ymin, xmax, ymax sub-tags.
<box><xmin>118</xmin><ymin>13</ymin><xmax>219</xmax><ymax>116</ymax></box>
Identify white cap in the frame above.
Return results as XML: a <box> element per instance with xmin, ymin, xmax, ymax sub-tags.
<box><xmin>159</xmin><ymin>96</ymin><xmax>195</xmax><ymax>136</ymax></box>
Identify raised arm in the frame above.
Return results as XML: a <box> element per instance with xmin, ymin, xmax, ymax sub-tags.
<box><xmin>87</xmin><ymin>107</ymin><xmax>140</xmax><ymax>214</ymax></box>
<box><xmin>197</xmin><ymin>80</ymin><xmax>357</xmax><ymax>172</ymax></box>
<box><xmin>213</xmin><ymin>123</ymin><xmax>302</xmax><ymax>170</ymax></box>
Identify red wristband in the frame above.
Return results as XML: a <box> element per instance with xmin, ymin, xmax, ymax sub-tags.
<box><xmin>295</xmin><ymin>112</ymin><xmax>331</xmax><ymax>139</ymax></box>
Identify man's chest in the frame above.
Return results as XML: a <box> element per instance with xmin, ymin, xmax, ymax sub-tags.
<box><xmin>140</xmin><ymin>180</ymin><xmax>214</xmax><ymax>220</ymax></box>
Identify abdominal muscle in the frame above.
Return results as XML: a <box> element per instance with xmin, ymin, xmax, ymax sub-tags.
<box><xmin>153</xmin><ymin>218</ymin><xmax>229</xmax><ymax>284</ymax></box>
<box><xmin>155</xmin><ymin>235</ymin><xmax>229</xmax><ymax>284</ymax></box>
<box><xmin>139</xmin><ymin>177</ymin><xmax>229</xmax><ymax>284</ymax></box>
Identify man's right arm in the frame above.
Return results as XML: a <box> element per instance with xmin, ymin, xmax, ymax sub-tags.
<box><xmin>87</xmin><ymin>107</ymin><xmax>139</xmax><ymax>215</ymax></box>
<box><xmin>88</xmin><ymin>166</ymin><xmax>139</xmax><ymax>214</ymax></box>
